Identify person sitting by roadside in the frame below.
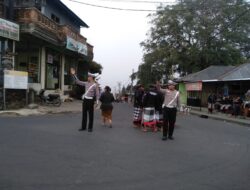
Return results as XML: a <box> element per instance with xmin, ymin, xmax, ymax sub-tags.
<box><xmin>220</xmin><ymin>96</ymin><xmax>233</xmax><ymax>113</ymax></box>
<box><xmin>244</xmin><ymin>90</ymin><xmax>250</xmax><ymax>107</ymax></box>
<box><xmin>214</xmin><ymin>94</ymin><xmax>223</xmax><ymax>111</ymax></box>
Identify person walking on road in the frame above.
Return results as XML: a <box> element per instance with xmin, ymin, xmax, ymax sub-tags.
<box><xmin>157</xmin><ymin>80</ymin><xmax>180</xmax><ymax>141</ymax></box>
<box><xmin>99</xmin><ymin>86</ymin><xmax>115</xmax><ymax>128</ymax></box>
<box><xmin>70</xmin><ymin>68</ymin><xmax>100</xmax><ymax>132</ymax></box>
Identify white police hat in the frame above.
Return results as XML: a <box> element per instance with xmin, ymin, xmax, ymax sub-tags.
<box><xmin>88</xmin><ymin>72</ymin><xmax>99</xmax><ymax>78</ymax></box>
<box><xmin>167</xmin><ymin>80</ymin><xmax>177</xmax><ymax>86</ymax></box>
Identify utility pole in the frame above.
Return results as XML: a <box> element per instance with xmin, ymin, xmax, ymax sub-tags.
<box><xmin>130</xmin><ymin>69</ymin><xmax>134</xmax><ymax>93</ymax></box>
<box><xmin>130</xmin><ymin>69</ymin><xmax>134</xmax><ymax>103</ymax></box>
<box><xmin>117</xmin><ymin>82</ymin><xmax>121</xmax><ymax>95</ymax></box>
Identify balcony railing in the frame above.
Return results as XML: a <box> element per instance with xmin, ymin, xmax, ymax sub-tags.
<box><xmin>15</xmin><ymin>7</ymin><xmax>91</xmax><ymax>54</ymax></box>
<box><xmin>60</xmin><ymin>25</ymin><xmax>86</xmax><ymax>44</ymax></box>
<box><xmin>15</xmin><ymin>7</ymin><xmax>60</xmax><ymax>36</ymax></box>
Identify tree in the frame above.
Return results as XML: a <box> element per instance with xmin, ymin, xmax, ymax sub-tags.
<box><xmin>88</xmin><ymin>61</ymin><xmax>103</xmax><ymax>74</ymax></box>
<box><xmin>121</xmin><ymin>86</ymin><xmax>127</xmax><ymax>95</ymax></box>
<box><xmin>139</xmin><ymin>0</ymin><xmax>250</xmax><ymax>85</ymax></box>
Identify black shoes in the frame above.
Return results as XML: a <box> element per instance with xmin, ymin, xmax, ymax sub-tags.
<box><xmin>78</xmin><ymin>128</ymin><xmax>86</xmax><ymax>131</ymax></box>
<box><xmin>162</xmin><ymin>136</ymin><xmax>174</xmax><ymax>140</ymax></box>
<box><xmin>78</xmin><ymin>128</ymin><xmax>93</xmax><ymax>132</ymax></box>
<box><xmin>168</xmin><ymin>136</ymin><xmax>174</xmax><ymax>140</ymax></box>
<box><xmin>162</xmin><ymin>136</ymin><xmax>167</xmax><ymax>141</ymax></box>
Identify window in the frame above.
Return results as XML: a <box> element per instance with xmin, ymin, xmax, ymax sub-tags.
<box><xmin>51</xmin><ymin>13</ymin><xmax>60</xmax><ymax>24</ymax></box>
<box><xmin>15</xmin><ymin>50</ymin><xmax>40</xmax><ymax>83</ymax></box>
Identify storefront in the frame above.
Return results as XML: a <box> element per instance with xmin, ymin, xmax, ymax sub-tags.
<box><xmin>14</xmin><ymin>34</ymin><xmax>89</xmax><ymax>97</ymax></box>
<box><xmin>186</xmin><ymin>82</ymin><xmax>203</xmax><ymax>107</ymax></box>
<box><xmin>0</xmin><ymin>18</ymin><xmax>20</xmax><ymax>109</ymax></box>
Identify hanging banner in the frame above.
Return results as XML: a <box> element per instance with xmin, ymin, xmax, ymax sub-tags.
<box><xmin>66</xmin><ymin>36</ymin><xmax>87</xmax><ymax>56</ymax></box>
<box><xmin>0</xmin><ymin>18</ymin><xmax>20</xmax><ymax>41</ymax></box>
<box><xmin>4</xmin><ymin>70</ymin><xmax>28</xmax><ymax>89</ymax></box>
<box><xmin>185</xmin><ymin>82</ymin><xmax>202</xmax><ymax>91</ymax></box>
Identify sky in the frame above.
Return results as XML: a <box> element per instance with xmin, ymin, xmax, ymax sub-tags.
<box><xmin>61</xmin><ymin>0</ymin><xmax>175</xmax><ymax>92</ymax></box>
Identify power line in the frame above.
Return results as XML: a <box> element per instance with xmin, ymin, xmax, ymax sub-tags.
<box><xmin>68</xmin><ymin>0</ymin><xmax>157</xmax><ymax>12</ymax></box>
<box><xmin>81</xmin><ymin>0</ymin><xmax>176</xmax><ymax>4</ymax></box>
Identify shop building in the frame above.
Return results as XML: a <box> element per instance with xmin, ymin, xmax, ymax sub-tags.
<box><xmin>12</xmin><ymin>0</ymin><xmax>93</xmax><ymax>96</ymax></box>
<box><xmin>0</xmin><ymin>0</ymin><xmax>20</xmax><ymax>109</ymax></box>
<box><xmin>178</xmin><ymin>63</ymin><xmax>250</xmax><ymax>107</ymax></box>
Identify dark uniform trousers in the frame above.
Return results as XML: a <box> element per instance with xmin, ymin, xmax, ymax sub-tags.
<box><xmin>82</xmin><ymin>99</ymin><xmax>94</xmax><ymax>130</ymax></box>
<box><xmin>163</xmin><ymin>107</ymin><xmax>177</xmax><ymax>137</ymax></box>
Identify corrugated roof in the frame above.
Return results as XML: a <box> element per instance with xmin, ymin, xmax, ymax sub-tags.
<box><xmin>219</xmin><ymin>63</ymin><xmax>250</xmax><ymax>81</ymax></box>
<box><xmin>179</xmin><ymin>65</ymin><xmax>235</xmax><ymax>82</ymax></box>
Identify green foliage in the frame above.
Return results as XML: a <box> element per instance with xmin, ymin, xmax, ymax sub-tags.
<box><xmin>139</xmin><ymin>0</ymin><xmax>250</xmax><ymax>85</ymax></box>
<box><xmin>88</xmin><ymin>61</ymin><xmax>103</xmax><ymax>74</ymax></box>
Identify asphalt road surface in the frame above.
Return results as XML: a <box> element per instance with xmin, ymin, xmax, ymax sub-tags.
<box><xmin>0</xmin><ymin>103</ymin><xmax>250</xmax><ymax>190</ymax></box>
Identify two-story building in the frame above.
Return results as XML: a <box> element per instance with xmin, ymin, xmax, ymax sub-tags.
<box><xmin>12</xmin><ymin>0</ymin><xmax>93</xmax><ymax>96</ymax></box>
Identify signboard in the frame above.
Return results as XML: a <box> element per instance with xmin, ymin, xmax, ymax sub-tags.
<box><xmin>47</xmin><ymin>54</ymin><xmax>53</xmax><ymax>64</ymax></box>
<box><xmin>66</xmin><ymin>36</ymin><xmax>88</xmax><ymax>55</ymax></box>
<box><xmin>0</xmin><ymin>18</ymin><xmax>20</xmax><ymax>41</ymax></box>
<box><xmin>185</xmin><ymin>82</ymin><xmax>202</xmax><ymax>91</ymax></box>
<box><xmin>4</xmin><ymin>70</ymin><xmax>28</xmax><ymax>89</ymax></box>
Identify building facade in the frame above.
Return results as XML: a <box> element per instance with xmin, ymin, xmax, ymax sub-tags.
<box><xmin>12</xmin><ymin>0</ymin><xmax>93</xmax><ymax>95</ymax></box>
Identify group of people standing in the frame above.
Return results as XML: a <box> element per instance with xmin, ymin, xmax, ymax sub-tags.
<box><xmin>133</xmin><ymin>80</ymin><xmax>180</xmax><ymax>140</ymax></box>
<box><xmin>70</xmin><ymin>68</ymin><xmax>180</xmax><ymax>141</ymax></box>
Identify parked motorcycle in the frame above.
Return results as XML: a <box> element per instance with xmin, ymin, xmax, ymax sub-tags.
<box><xmin>39</xmin><ymin>89</ymin><xmax>61</xmax><ymax>107</ymax></box>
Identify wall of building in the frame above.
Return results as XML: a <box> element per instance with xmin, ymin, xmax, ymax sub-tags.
<box><xmin>179</xmin><ymin>83</ymin><xmax>187</xmax><ymax>105</ymax></box>
<box><xmin>43</xmin><ymin>1</ymin><xmax>80</xmax><ymax>32</ymax></box>
<box><xmin>12</xmin><ymin>0</ymin><xmax>81</xmax><ymax>32</ymax></box>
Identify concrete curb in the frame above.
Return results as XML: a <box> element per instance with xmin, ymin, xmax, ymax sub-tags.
<box><xmin>0</xmin><ymin>100</ymin><xmax>83</xmax><ymax>117</ymax></box>
<box><xmin>190</xmin><ymin>110</ymin><xmax>250</xmax><ymax>127</ymax></box>
<box><xmin>0</xmin><ymin>110</ymin><xmax>82</xmax><ymax>117</ymax></box>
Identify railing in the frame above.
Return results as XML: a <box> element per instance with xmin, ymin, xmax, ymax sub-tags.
<box><xmin>15</xmin><ymin>8</ymin><xmax>60</xmax><ymax>36</ymax></box>
<box><xmin>87</xmin><ymin>43</ymin><xmax>94</xmax><ymax>59</ymax></box>
<box><xmin>60</xmin><ymin>25</ymin><xmax>87</xmax><ymax>44</ymax></box>
<box><xmin>15</xmin><ymin>8</ymin><xmax>92</xmax><ymax>54</ymax></box>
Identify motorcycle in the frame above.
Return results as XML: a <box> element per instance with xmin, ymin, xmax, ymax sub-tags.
<box><xmin>39</xmin><ymin>89</ymin><xmax>61</xmax><ymax>107</ymax></box>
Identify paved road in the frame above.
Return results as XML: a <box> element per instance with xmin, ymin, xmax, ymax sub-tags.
<box><xmin>0</xmin><ymin>103</ymin><xmax>250</xmax><ymax>190</ymax></box>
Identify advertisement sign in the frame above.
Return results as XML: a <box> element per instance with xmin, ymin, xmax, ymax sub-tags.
<box><xmin>4</xmin><ymin>70</ymin><xmax>28</xmax><ymax>89</ymax></box>
<box><xmin>185</xmin><ymin>82</ymin><xmax>202</xmax><ymax>91</ymax></box>
<box><xmin>0</xmin><ymin>18</ymin><xmax>20</xmax><ymax>41</ymax></box>
<box><xmin>66</xmin><ymin>36</ymin><xmax>87</xmax><ymax>56</ymax></box>
<box><xmin>47</xmin><ymin>54</ymin><xmax>53</xmax><ymax>64</ymax></box>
